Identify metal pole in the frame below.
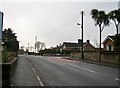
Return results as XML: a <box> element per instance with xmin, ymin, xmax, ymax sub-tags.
<box><xmin>81</xmin><ymin>11</ymin><xmax>84</xmax><ymax>60</ymax></box>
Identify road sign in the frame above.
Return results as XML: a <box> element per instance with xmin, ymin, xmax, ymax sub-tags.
<box><xmin>0</xmin><ymin>12</ymin><xmax>3</xmax><ymax>64</ymax></box>
<box><xmin>0</xmin><ymin>12</ymin><xmax>3</xmax><ymax>43</ymax></box>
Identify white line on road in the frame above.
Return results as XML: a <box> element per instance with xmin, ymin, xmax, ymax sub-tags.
<box><xmin>115</xmin><ymin>78</ymin><xmax>120</xmax><ymax>81</ymax></box>
<box><xmin>27</xmin><ymin>58</ymin><xmax>45</xmax><ymax>86</ymax></box>
<box><xmin>68</xmin><ymin>63</ymin><xmax>95</xmax><ymax>73</ymax></box>
<box><xmin>32</xmin><ymin>68</ymin><xmax>44</xmax><ymax>86</ymax></box>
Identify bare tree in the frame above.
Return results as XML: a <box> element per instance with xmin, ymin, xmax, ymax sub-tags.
<box><xmin>35</xmin><ymin>41</ymin><xmax>45</xmax><ymax>53</ymax></box>
<box><xmin>30</xmin><ymin>46</ymin><xmax>34</xmax><ymax>52</ymax></box>
<box><xmin>20</xmin><ymin>46</ymin><xmax>25</xmax><ymax>50</ymax></box>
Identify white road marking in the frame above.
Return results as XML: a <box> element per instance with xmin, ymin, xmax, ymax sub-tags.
<box><xmin>32</xmin><ymin>68</ymin><xmax>44</xmax><ymax>86</ymax></box>
<box><xmin>11</xmin><ymin>84</ymin><xmax>13</xmax><ymax>86</ymax></box>
<box><xmin>27</xmin><ymin>58</ymin><xmax>44</xmax><ymax>86</ymax></box>
<box><xmin>87</xmin><ymin>70</ymin><xmax>95</xmax><ymax>73</ymax></box>
<box><xmin>69</xmin><ymin>63</ymin><xmax>95</xmax><ymax>73</ymax></box>
<box><xmin>115</xmin><ymin>78</ymin><xmax>120</xmax><ymax>81</ymax></box>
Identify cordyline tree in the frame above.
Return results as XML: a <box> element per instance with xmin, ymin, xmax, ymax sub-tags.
<box><xmin>108</xmin><ymin>9</ymin><xmax>120</xmax><ymax>51</ymax></box>
<box><xmin>2</xmin><ymin>28</ymin><xmax>19</xmax><ymax>53</ymax></box>
<box><xmin>91</xmin><ymin>9</ymin><xmax>109</xmax><ymax>62</ymax></box>
<box><xmin>108</xmin><ymin>9</ymin><xmax>120</xmax><ymax>35</ymax></box>
<box><xmin>113</xmin><ymin>34</ymin><xmax>120</xmax><ymax>51</ymax></box>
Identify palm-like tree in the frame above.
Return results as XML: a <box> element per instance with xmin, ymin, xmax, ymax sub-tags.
<box><xmin>108</xmin><ymin>9</ymin><xmax>120</xmax><ymax>35</ymax></box>
<box><xmin>91</xmin><ymin>9</ymin><xmax>109</xmax><ymax>62</ymax></box>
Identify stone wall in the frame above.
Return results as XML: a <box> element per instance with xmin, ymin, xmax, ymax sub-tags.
<box><xmin>70</xmin><ymin>51</ymin><xmax>120</xmax><ymax>64</ymax></box>
<box><xmin>101</xmin><ymin>51</ymin><xmax>120</xmax><ymax>64</ymax></box>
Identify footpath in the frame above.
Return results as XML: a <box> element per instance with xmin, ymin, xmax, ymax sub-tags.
<box><xmin>10</xmin><ymin>56</ymin><xmax>40</xmax><ymax>86</ymax></box>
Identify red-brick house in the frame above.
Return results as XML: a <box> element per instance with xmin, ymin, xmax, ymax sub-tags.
<box><xmin>102</xmin><ymin>35</ymin><xmax>115</xmax><ymax>51</ymax></box>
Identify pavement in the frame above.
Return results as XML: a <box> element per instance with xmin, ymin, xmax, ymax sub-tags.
<box><xmin>10</xmin><ymin>55</ymin><xmax>40</xmax><ymax>86</ymax></box>
<box><xmin>10</xmin><ymin>55</ymin><xmax>120</xmax><ymax>86</ymax></box>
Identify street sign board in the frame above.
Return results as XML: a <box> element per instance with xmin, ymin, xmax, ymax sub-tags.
<box><xmin>0</xmin><ymin>12</ymin><xmax>3</xmax><ymax>44</ymax></box>
<box><xmin>0</xmin><ymin>11</ymin><xmax>3</xmax><ymax>87</ymax></box>
<box><xmin>0</xmin><ymin>12</ymin><xmax>3</xmax><ymax>64</ymax></box>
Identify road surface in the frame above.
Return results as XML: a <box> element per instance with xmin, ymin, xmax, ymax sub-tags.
<box><xmin>10</xmin><ymin>55</ymin><xmax>120</xmax><ymax>86</ymax></box>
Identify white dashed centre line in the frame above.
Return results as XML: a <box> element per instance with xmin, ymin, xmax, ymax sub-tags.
<box><xmin>69</xmin><ymin>63</ymin><xmax>95</xmax><ymax>73</ymax></box>
<box><xmin>27</xmin><ymin>58</ymin><xmax>44</xmax><ymax>86</ymax></box>
<box><xmin>115</xmin><ymin>78</ymin><xmax>120</xmax><ymax>81</ymax></box>
<box><xmin>32</xmin><ymin>68</ymin><xmax>44</xmax><ymax>86</ymax></box>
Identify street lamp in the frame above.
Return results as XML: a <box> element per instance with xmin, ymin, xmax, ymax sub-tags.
<box><xmin>77</xmin><ymin>11</ymin><xmax>84</xmax><ymax>60</ymax></box>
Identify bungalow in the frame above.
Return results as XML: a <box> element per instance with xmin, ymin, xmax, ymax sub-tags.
<box><xmin>62</xmin><ymin>39</ymin><xmax>96</xmax><ymax>51</ymax></box>
<box><xmin>102</xmin><ymin>35</ymin><xmax>115</xmax><ymax>51</ymax></box>
<box><xmin>62</xmin><ymin>39</ymin><xmax>83</xmax><ymax>51</ymax></box>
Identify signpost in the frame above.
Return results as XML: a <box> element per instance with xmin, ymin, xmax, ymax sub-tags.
<box><xmin>0</xmin><ymin>11</ymin><xmax>3</xmax><ymax>88</ymax></box>
<box><xmin>0</xmin><ymin>12</ymin><xmax>3</xmax><ymax>63</ymax></box>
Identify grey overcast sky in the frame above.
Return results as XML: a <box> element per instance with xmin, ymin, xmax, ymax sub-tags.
<box><xmin>0</xmin><ymin>0</ymin><xmax>119</xmax><ymax>48</ymax></box>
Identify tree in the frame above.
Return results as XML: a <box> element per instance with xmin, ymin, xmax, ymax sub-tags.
<box><xmin>2</xmin><ymin>28</ymin><xmax>19</xmax><ymax>53</ymax></box>
<box><xmin>35</xmin><ymin>41</ymin><xmax>45</xmax><ymax>53</ymax></box>
<box><xmin>2</xmin><ymin>28</ymin><xmax>17</xmax><ymax>42</ymax></box>
<box><xmin>20</xmin><ymin>46</ymin><xmax>25</xmax><ymax>50</ymax></box>
<box><xmin>108</xmin><ymin>9</ymin><xmax>120</xmax><ymax>35</ymax></box>
<box><xmin>114</xmin><ymin>34</ymin><xmax>120</xmax><ymax>51</ymax></box>
<box><xmin>91</xmin><ymin>9</ymin><xmax>109</xmax><ymax>62</ymax></box>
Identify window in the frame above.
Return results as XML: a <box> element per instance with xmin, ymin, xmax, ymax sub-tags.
<box><xmin>106</xmin><ymin>46</ymin><xmax>109</xmax><ymax>51</ymax></box>
<box><xmin>106</xmin><ymin>45</ymin><xmax>113</xmax><ymax>51</ymax></box>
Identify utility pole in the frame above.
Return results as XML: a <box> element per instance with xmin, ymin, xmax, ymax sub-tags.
<box><xmin>28</xmin><ymin>43</ymin><xmax>29</xmax><ymax>52</ymax></box>
<box><xmin>118</xmin><ymin>1</ymin><xmax>120</xmax><ymax>34</ymax></box>
<box><xmin>35</xmin><ymin>36</ymin><xmax>37</xmax><ymax>53</ymax></box>
<box><xmin>81</xmin><ymin>11</ymin><xmax>84</xmax><ymax>60</ymax></box>
<box><xmin>77</xmin><ymin>11</ymin><xmax>84</xmax><ymax>60</ymax></box>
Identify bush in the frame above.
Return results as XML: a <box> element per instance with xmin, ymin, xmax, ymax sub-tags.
<box><xmin>2</xmin><ymin>46</ymin><xmax>8</xmax><ymax>63</ymax></box>
<box><xmin>2</xmin><ymin>45</ymin><xmax>17</xmax><ymax>63</ymax></box>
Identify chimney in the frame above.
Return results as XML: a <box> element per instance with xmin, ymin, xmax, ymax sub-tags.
<box><xmin>86</xmin><ymin>40</ymin><xmax>90</xmax><ymax>44</ymax></box>
<box><xmin>78</xmin><ymin>39</ymin><xmax>82</xmax><ymax>46</ymax></box>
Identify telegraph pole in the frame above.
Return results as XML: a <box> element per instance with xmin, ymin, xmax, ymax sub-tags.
<box><xmin>118</xmin><ymin>1</ymin><xmax>120</xmax><ymax>67</ymax></box>
<box><xmin>81</xmin><ymin>11</ymin><xmax>84</xmax><ymax>60</ymax></box>
<box><xmin>77</xmin><ymin>11</ymin><xmax>84</xmax><ymax>60</ymax></box>
<box><xmin>35</xmin><ymin>36</ymin><xmax>37</xmax><ymax>53</ymax></box>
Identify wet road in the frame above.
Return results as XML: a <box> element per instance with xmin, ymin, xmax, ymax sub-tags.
<box><xmin>10</xmin><ymin>55</ymin><xmax>120</xmax><ymax>86</ymax></box>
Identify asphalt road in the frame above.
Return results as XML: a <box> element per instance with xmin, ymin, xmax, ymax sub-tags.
<box><xmin>10</xmin><ymin>55</ymin><xmax>120</xmax><ymax>86</ymax></box>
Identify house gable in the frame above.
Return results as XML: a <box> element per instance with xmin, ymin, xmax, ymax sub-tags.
<box><xmin>63</xmin><ymin>44</ymin><xmax>66</xmax><ymax>49</ymax></box>
<box><xmin>83</xmin><ymin>40</ymin><xmax>95</xmax><ymax>51</ymax></box>
<box><xmin>103</xmin><ymin>35</ymin><xmax>115</xmax><ymax>51</ymax></box>
<box><xmin>102</xmin><ymin>35</ymin><xmax>114</xmax><ymax>44</ymax></box>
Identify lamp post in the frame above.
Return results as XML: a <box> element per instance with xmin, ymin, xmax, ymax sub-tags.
<box><xmin>77</xmin><ymin>11</ymin><xmax>84</xmax><ymax>60</ymax></box>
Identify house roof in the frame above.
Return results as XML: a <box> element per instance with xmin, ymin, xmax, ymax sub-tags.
<box><xmin>102</xmin><ymin>35</ymin><xmax>115</xmax><ymax>44</ymax></box>
<box><xmin>63</xmin><ymin>42</ymin><xmax>85</xmax><ymax>48</ymax></box>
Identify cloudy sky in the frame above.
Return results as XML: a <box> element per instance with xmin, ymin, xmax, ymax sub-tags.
<box><xmin>0</xmin><ymin>0</ymin><xmax>119</xmax><ymax>49</ymax></box>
